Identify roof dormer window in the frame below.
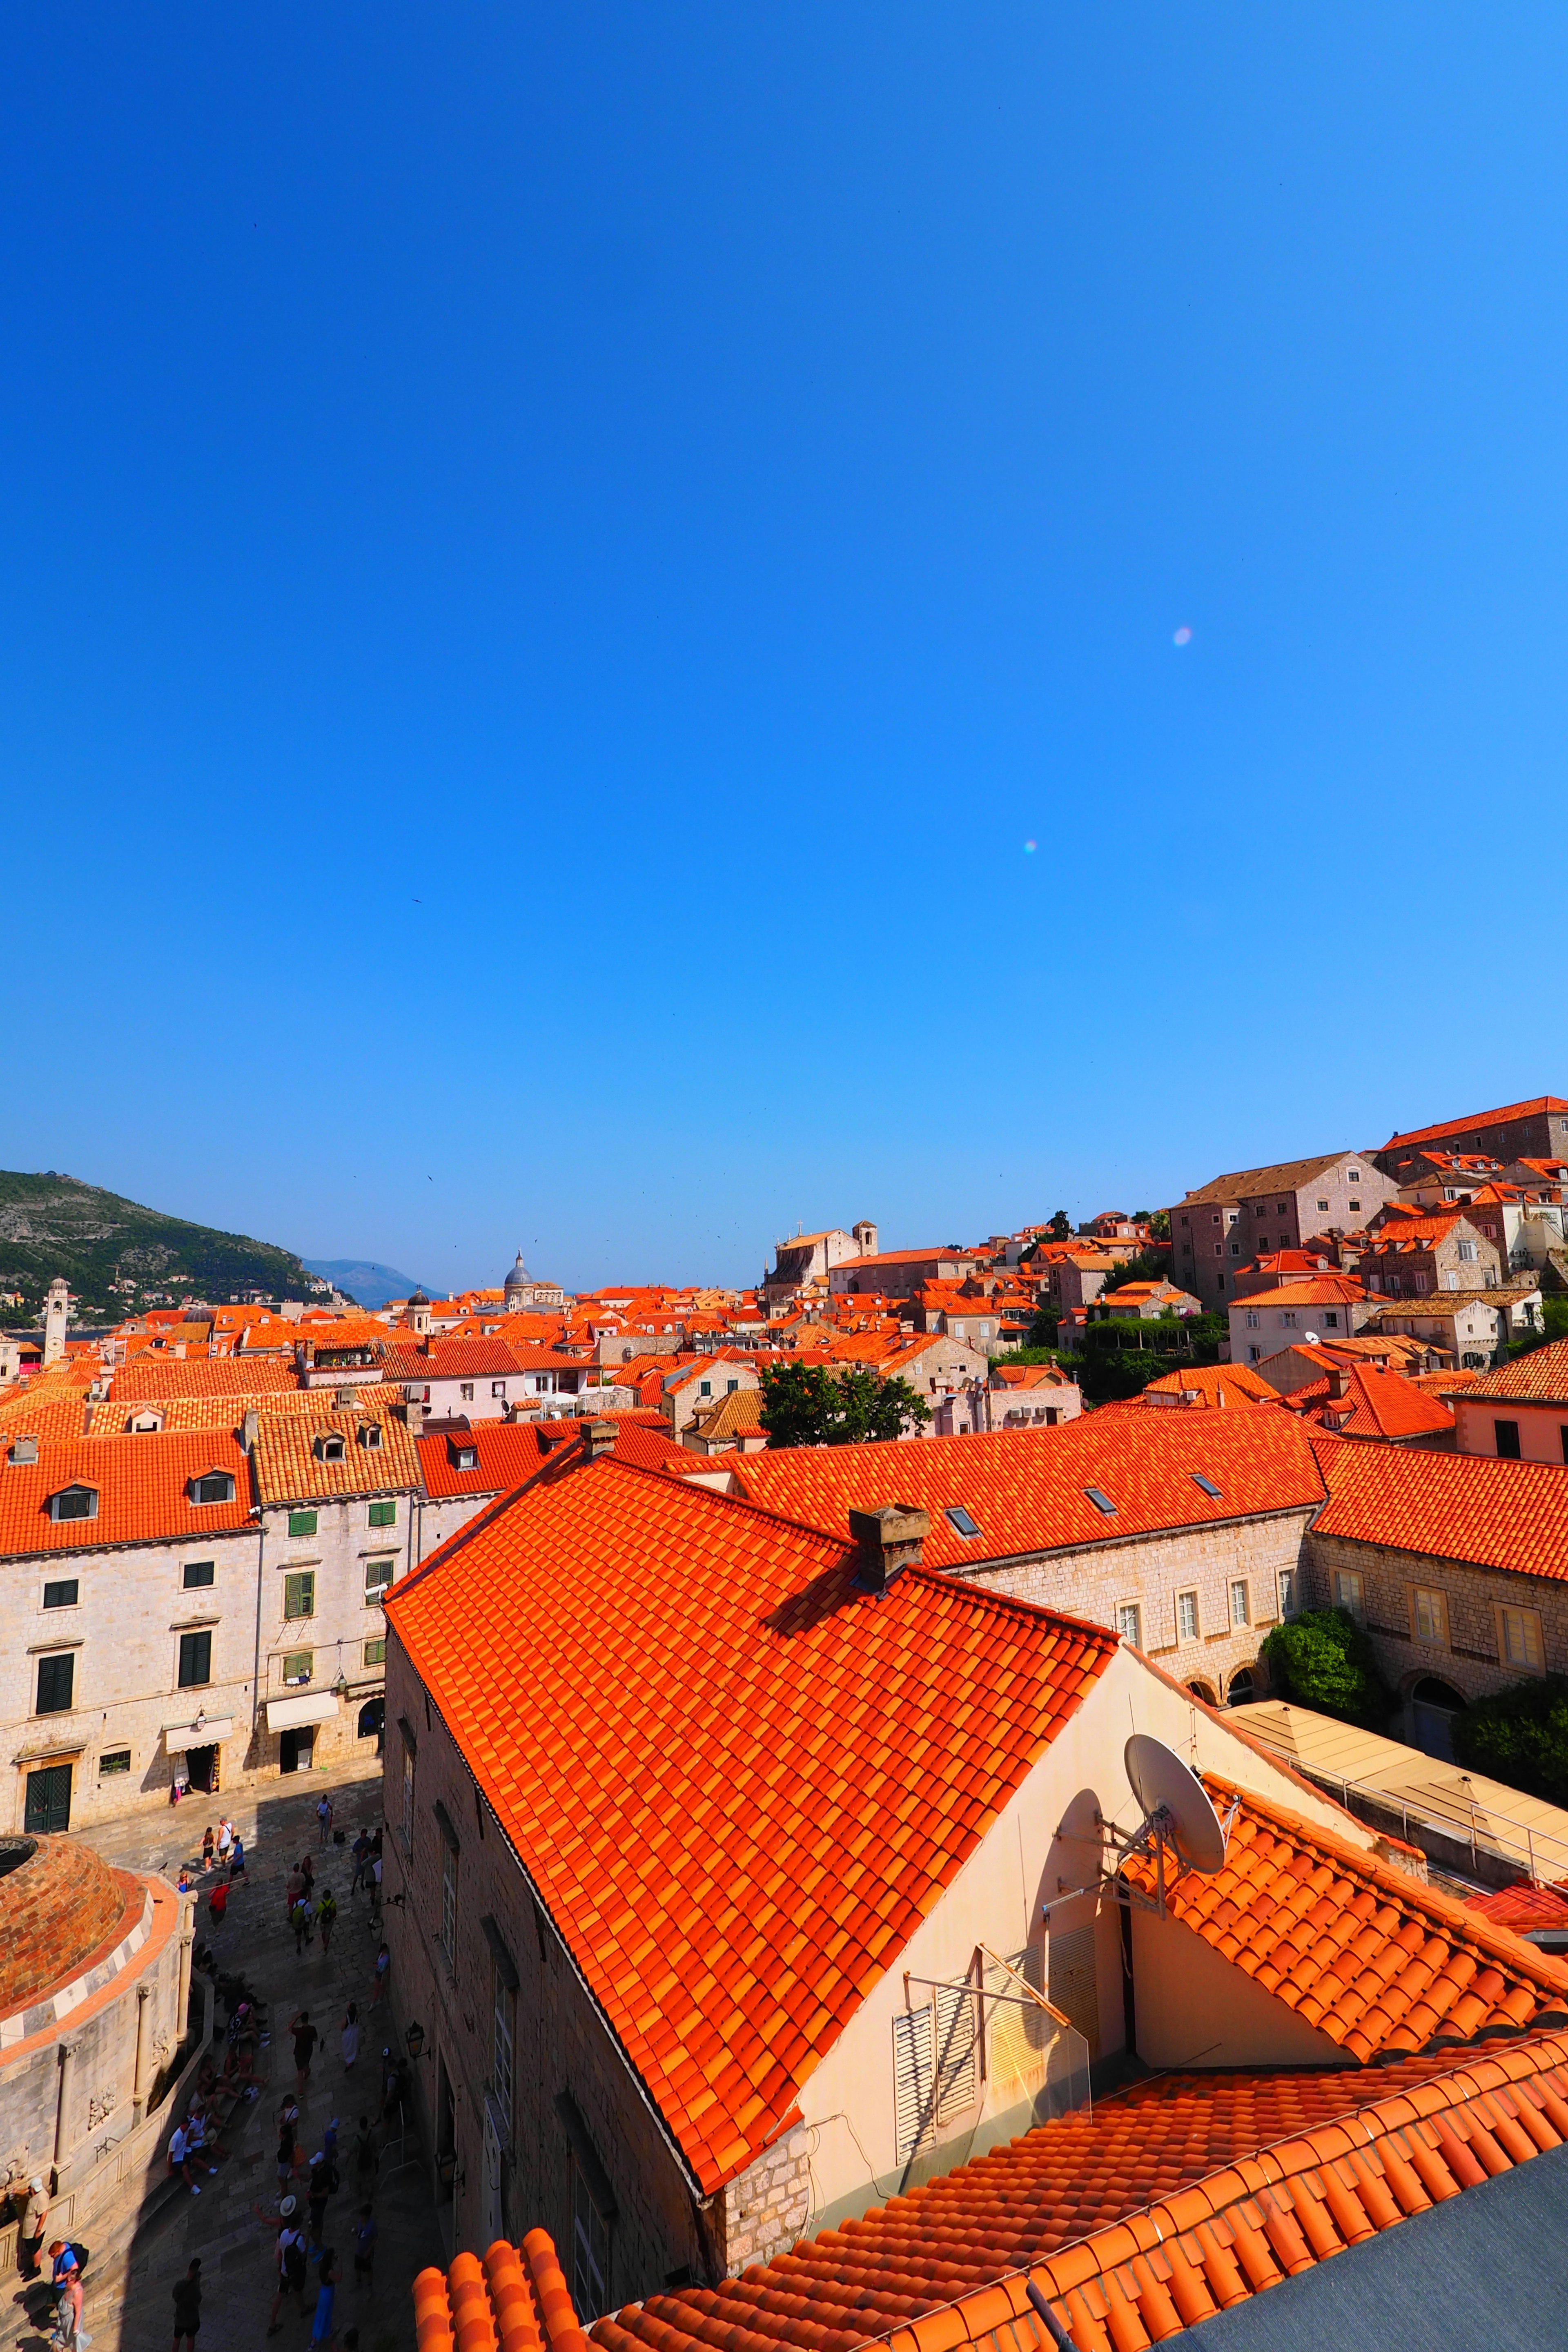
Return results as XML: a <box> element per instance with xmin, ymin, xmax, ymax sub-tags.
<box><xmin>315</xmin><ymin>1433</ymin><xmax>346</xmax><ymax>1463</ymax></box>
<box><xmin>456</xmin><ymin>1445</ymin><xmax>477</xmax><ymax>1470</ymax></box>
<box><xmin>49</xmin><ymin>1483</ymin><xmax>98</xmax><ymax>1522</ymax></box>
<box><xmin>190</xmin><ymin>1470</ymin><xmax>235</xmax><ymax>1505</ymax></box>
<box><xmin>359</xmin><ymin>1423</ymin><xmax>383</xmax><ymax>1450</ymax></box>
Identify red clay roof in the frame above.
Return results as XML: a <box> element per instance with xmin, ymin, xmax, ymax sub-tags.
<box><xmin>1280</xmin><ymin>1364</ymin><xmax>1456</xmax><ymax>1441</ymax></box>
<box><xmin>250</xmin><ymin>1405</ymin><xmax>420</xmax><ymax>1506</ymax></box>
<box><xmin>384</xmin><ymin>1459</ymin><xmax>1117</xmax><ymax>2194</ymax></box>
<box><xmin>1123</xmin><ymin>1780</ymin><xmax>1566</xmax><ymax>2062</ymax></box>
<box><xmin>416</xmin><ymin>1420</ymin><xmax>576</xmax><ymax>1498</ymax></box>
<box><xmin>730</xmin><ymin>1413</ymin><xmax>1327</xmax><ymax>1573</ymax></box>
<box><xmin>418</xmin><ymin>2036</ymin><xmax>1568</xmax><ymax>2352</ymax></box>
<box><xmin>1449</xmin><ymin>1337</ymin><xmax>1568</xmax><ymax>1404</ymax></box>
<box><xmin>109</xmin><ymin>1355</ymin><xmax>299</xmax><ymax>1401</ymax></box>
<box><xmin>1308</xmin><ymin>1431</ymin><xmax>1568</xmax><ymax>1582</ymax></box>
<box><xmin>1469</xmin><ymin>1881</ymin><xmax>1568</xmax><ymax>1933</ymax></box>
<box><xmin>0</xmin><ymin>1428</ymin><xmax>254</xmax><ymax>1555</ymax></box>
<box><xmin>1383</xmin><ymin>1098</ymin><xmax>1568</xmax><ymax>1149</ymax></box>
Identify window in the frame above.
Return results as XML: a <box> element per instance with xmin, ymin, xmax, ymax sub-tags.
<box><xmin>1317</xmin><ymin>1200</ymin><xmax>1329</xmax><ymax>1212</ymax></box>
<box><xmin>1413</xmin><ymin>1588</ymin><xmax>1448</xmax><ymax>1646</ymax></box>
<box><xmin>1323</xmin><ymin>1312</ymin><xmax>1339</xmax><ymax>1329</ymax></box>
<box><xmin>1458</xmin><ymin>1240</ymin><xmax>1477</xmax><ymax>1263</ymax></box>
<box><xmin>43</xmin><ymin>1579</ymin><xmax>79</xmax><ymax>1609</ymax></box>
<box><xmin>316</xmin><ymin>1433</ymin><xmax>346</xmax><ymax>1462</ymax></box>
<box><xmin>699</xmin><ymin>1381</ymin><xmax>712</xmax><ymax>1397</ymax></box>
<box><xmin>1176</xmin><ymin>1590</ymin><xmax>1199</xmax><ymax>1642</ymax></box>
<box><xmin>1348</xmin><ymin>1201</ymin><xmax>1360</xmax><ymax>1214</ymax></box>
<box><xmin>1281</xmin><ymin>1311</ymin><xmax>1297</xmax><ymax>1329</ymax></box>
<box><xmin>36</xmin><ymin>1653</ymin><xmax>75</xmax><ymax>1713</ymax></box>
<box><xmin>727</xmin><ymin>1378</ymin><xmax>739</xmax><ymax>1393</ymax></box>
<box><xmin>1229</xmin><ymin>1242</ymin><xmax>1241</xmax><ymax>1256</ymax></box>
<box><xmin>459</xmin><ymin>1383</ymin><xmax>474</xmax><ymax>1403</ymax></box>
<box><xmin>98</xmin><ymin>1748</ymin><xmax>130</xmax><ymax>1777</ymax></box>
<box><xmin>1248</xmin><ymin>1345</ymin><xmax>1260</xmax><ymax>1361</ymax></box>
<box><xmin>282</xmin><ymin>1650</ymin><xmax>313</xmax><ymax>1686</ymax></box>
<box><xmin>1245</xmin><ymin>1310</ymin><xmax>1259</xmax><ymax>1329</ymax></box>
<box><xmin>1211</xmin><ymin>1214</ymin><xmax>1221</xmax><ymax>1226</ymax></box>
<box><xmin>455</xmin><ymin>1445</ymin><xmax>477</xmax><ymax>1470</ymax></box>
<box><xmin>1348</xmin><ymin>1172</ymin><xmax>1361</xmax><ymax>1183</ymax></box>
<box><xmin>1192</xmin><ymin>1473</ymin><xmax>1223</xmax><ymax>1499</ymax></box>
<box><xmin>1561</xmin><ymin>1427</ymin><xmax>1568</xmax><ymax>1467</ymax></box>
<box><xmin>1230</xmin><ymin>1580</ymin><xmax>1250</xmax><ymax>1628</ymax></box>
<box><xmin>368</xmin><ymin>1499</ymin><xmax>396</xmax><ymax>1529</ymax></box>
<box><xmin>49</xmin><ymin>1485</ymin><xmax>98</xmax><ymax>1522</ymax></box>
<box><xmin>364</xmin><ymin>1637</ymin><xmax>386</xmax><ymax>1668</ymax></box>
<box><xmin>183</xmin><ymin>1560</ymin><xmax>215</xmax><ymax>1590</ymax></box>
<box><xmin>193</xmin><ymin>1470</ymin><xmax>234</xmax><ymax>1504</ymax></box>
<box><xmin>493</xmin><ymin>1971</ymin><xmax>514</xmax><ymax>2127</ymax></box>
<box><xmin>1495</xmin><ymin>1420</ymin><xmax>1522</xmax><ymax>1460</ymax></box>
<box><xmin>283</xmin><ymin>1570</ymin><xmax>315</xmax><ymax>1619</ymax></box>
<box><xmin>402</xmin><ymin>1739</ymin><xmax>416</xmax><ymax>1849</ymax></box>
<box><xmin>289</xmin><ymin>1509</ymin><xmax>318</xmax><ymax>1538</ymax></box>
<box><xmin>1333</xmin><ymin>1569</ymin><xmax>1365</xmax><ymax>1620</ymax></box>
<box><xmin>492</xmin><ymin>1381</ymin><xmax>506</xmax><ymax>1399</ymax></box>
<box><xmin>1500</xmin><ymin>1608</ymin><xmax>1544</xmax><ymax>1672</ymax></box>
<box><xmin>441</xmin><ymin>1844</ymin><xmax>458</xmax><ymax>1967</ymax></box>
<box><xmin>1116</xmin><ymin>1602</ymin><xmax>1142</xmax><ymax>1646</ymax></box>
<box><xmin>944</xmin><ymin>1504</ymin><xmax>982</xmax><ymax>1538</ymax></box>
<box><xmin>1085</xmin><ymin>1487</ymin><xmax>1117</xmax><ymax>1515</ymax></box>
<box><xmin>365</xmin><ymin>1556</ymin><xmax>394</xmax><ymax>1599</ymax></box>
<box><xmin>360</xmin><ymin>1423</ymin><xmax>383</xmax><ymax>1449</ymax></box>
<box><xmin>178</xmin><ymin>1630</ymin><xmax>213</xmax><ymax>1687</ymax></box>
<box><xmin>571</xmin><ymin>2158</ymin><xmax>612</xmax><ymax>2323</ymax></box>
<box><xmin>1278</xmin><ymin>1568</ymin><xmax>1298</xmax><ymax>1619</ymax></box>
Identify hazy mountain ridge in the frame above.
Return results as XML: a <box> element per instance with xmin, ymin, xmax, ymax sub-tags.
<box><xmin>302</xmin><ymin>1258</ymin><xmax>425</xmax><ymax>1309</ymax></box>
<box><xmin>0</xmin><ymin>1171</ymin><xmax>330</xmax><ymax>1319</ymax></box>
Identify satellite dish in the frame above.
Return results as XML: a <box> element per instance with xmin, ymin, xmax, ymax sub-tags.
<box><xmin>1124</xmin><ymin>1734</ymin><xmax>1228</xmax><ymax>1877</ymax></box>
<box><xmin>1303</xmin><ymin>1330</ymin><xmax>1319</xmax><ymax>1345</ymax></box>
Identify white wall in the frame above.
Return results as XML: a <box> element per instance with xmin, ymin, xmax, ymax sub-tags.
<box><xmin>1452</xmin><ymin>1397</ymin><xmax>1568</xmax><ymax>1464</ymax></box>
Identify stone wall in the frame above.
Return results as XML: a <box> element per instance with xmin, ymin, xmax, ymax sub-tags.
<box><xmin>1305</xmin><ymin>1530</ymin><xmax>1568</xmax><ymax>1710</ymax></box>
<box><xmin>722</xmin><ymin>2125</ymin><xmax>811</xmax><ymax>2272</ymax></box>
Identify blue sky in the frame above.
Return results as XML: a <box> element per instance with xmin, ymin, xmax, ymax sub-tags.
<box><xmin>4</xmin><ymin>8</ymin><xmax>1565</xmax><ymax>1292</ymax></box>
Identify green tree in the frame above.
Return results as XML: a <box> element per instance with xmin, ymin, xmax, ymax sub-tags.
<box><xmin>1098</xmin><ymin>1249</ymin><xmax>1169</xmax><ymax>1296</ymax></box>
<box><xmin>758</xmin><ymin>1360</ymin><xmax>933</xmax><ymax>1448</ymax></box>
<box><xmin>1450</xmin><ymin>1676</ymin><xmax>1568</xmax><ymax>1806</ymax></box>
<box><xmin>1046</xmin><ymin>1209</ymin><xmax>1073</xmax><ymax>1241</ymax></box>
<box><xmin>1261</xmin><ymin>1608</ymin><xmax>1391</xmax><ymax>1729</ymax></box>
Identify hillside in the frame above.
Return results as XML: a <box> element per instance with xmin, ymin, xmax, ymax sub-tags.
<box><xmin>0</xmin><ymin>1172</ymin><xmax>334</xmax><ymax>1322</ymax></box>
<box><xmin>303</xmin><ymin>1258</ymin><xmax>426</xmax><ymax>1310</ymax></box>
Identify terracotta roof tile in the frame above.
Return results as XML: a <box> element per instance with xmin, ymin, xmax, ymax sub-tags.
<box><xmin>1382</xmin><ymin>1098</ymin><xmax>1568</xmax><ymax>1150</ymax></box>
<box><xmin>110</xmin><ymin>1355</ymin><xmax>299</xmax><ymax>1401</ymax></box>
<box><xmin>1309</xmin><ymin>1430</ymin><xmax>1568</xmax><ymax>1581</ymax></box>
<box><xmin>0</xmin><ymin>1427</ymin><xmax>254</xmax><ymax>1555</ymax></box>
<box><xmin>250</xmin><ymin>1403</ymin><xmax>420</xmax><ymax>1506</ymax></box>
<box><xmin>385</xmin><ymin>1461</ymin><xmax>1117</xmax><ymax>2194</ymax></box>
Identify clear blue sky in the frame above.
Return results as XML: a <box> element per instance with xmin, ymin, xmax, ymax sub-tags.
<box><xmin>4</xmin><ymin>8</ymin><xmax>1565</xmax><ymax>1292</ymax></box>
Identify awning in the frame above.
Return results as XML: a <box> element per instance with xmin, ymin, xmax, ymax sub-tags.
<box><xmin>163</xmin><ymin>1717</ymin><xmax>236</xmax><ymax>1755</ymax></box>
<box><xmin>265</xmin><ymin>1691</ymin><xmax>339</xmax><ymax>1733</ymax></box>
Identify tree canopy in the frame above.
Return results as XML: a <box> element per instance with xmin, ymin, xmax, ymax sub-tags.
<box><xmin>759</xmin><ymin>1360</ymin><xmax>934</xmax><ymax>1448</ymax></box>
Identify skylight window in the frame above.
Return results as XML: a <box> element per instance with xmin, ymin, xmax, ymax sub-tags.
<box><xmin>1192</xmin><ymin>1473</ymin><xmax>1224</xmax><ymax>1499</ymax></box>
<box><xmin>1084</xmin><ymin>1487</ymin><xmax>1117</xmax><ymax>1516</ymax></box>
<box><xmin>944</xmin><ymin>1504</ymin><xmax>982</xmax><ymax>1538</ymax></box>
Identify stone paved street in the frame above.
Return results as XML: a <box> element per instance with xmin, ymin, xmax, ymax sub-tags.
<box><xmin>13</xmin><ymin>1764</ymin><xmax>443</xmax><ymax>2352</ymax></box>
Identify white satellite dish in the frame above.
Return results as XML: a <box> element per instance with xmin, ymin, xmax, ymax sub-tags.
<box><xmin>1123</xmin><ymin>1734</ymin><xmax>1229</xmax><ymax>1878</ymax></box>
<box><xmin>1303</xmin><ymin>1330</ymin><xmax>1319</xmax><ymax>1345</ymax></box>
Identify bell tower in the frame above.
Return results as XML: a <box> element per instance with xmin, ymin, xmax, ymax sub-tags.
<box><xmin>42</xmin><ymin>1277</ymin><xmax>70</xmax><ymax>1368</ymax></box>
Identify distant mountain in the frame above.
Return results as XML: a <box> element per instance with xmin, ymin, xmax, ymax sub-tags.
<box><xmin>302</xmin><ymin>1258</ymin><xmax>426</xmax><ymax>1310</ymax></box>
<box><xmin>0</xmin><ymin>1171</ymin><xmax>330</xmax><ymax>1321</ymax></box>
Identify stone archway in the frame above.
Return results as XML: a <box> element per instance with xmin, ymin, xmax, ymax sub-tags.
<box><xmin>1186</xmin><ymin>1680</ymin><xmax>1219</xmax><ymax>1708</ymax></box>
<box><xmin>1409</xmin><ymin>1674</ymin><xmax>1467</xmax><ymax>1762</ymax></box>
<box><xmin>1226</xmin><ymin>1666</ymin><xmax>1258</xmax><ymax>1708</ymax></box>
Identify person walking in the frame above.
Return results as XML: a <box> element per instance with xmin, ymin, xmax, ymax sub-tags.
<box><xmin>306</xmin><ymin>2157</ymin><xmax>334</xmax><ymax>2248</ymax></box>
<box><xmin>171</xmin><ymin>2258</ymin><xmax>202</xmax><ymax>2352</ymax></box>
<box><xmin>351</xmin><ymin>2207</ymin><xmax>377</xmax><ymax>2291</ymax></box>
<box><xmin>167</xmin><ymin>2119</ymin><xmax>203</xmax><ymax>2194</ymax></box>
<box><xmin>291</xmin><ymin>2011</ymin><xmax>320</xmax><ymax>2094</ymax></box>
<box><xmin>371</xmin><ymin>1943</ymin><xmax>389</xmax><ymax>2007</ymax></box>
<box><xmin>216</xmin><ymin>1818</ymin><xmax>233</xmax><ymax>1867</ymax></box>
<box><xmin>48</xmin><ymin>2247</ymin><xmax>84</xmax><ymax>2352</ymax></box>
<box><xmin>317</xmin><ymin>1886</ymin><xmax>338</xmax><ymax>1956</ymax></box>
<box><xmin>260</xmin><ymin>2197</ymin><xmax>308</xmax><ymax>2334</ymax></box>
<box><xmin>317</xmin><ymin>1795</ymin><xmax>334</xmax><ymax>1849</ymax></box>
<box><xmin>310</xmin><ymin>2245</ymin><xmax>340</xmax><ymax>2351</ymax></box>
<box><xmin>340</xmin><ymin>2003</ymin><xmax>360</xmax><ymax>2073</ymax></box>
<box><xmin>200</xmin><ymin>1826</ymin><xmax>215</xmax><ymax>1872</ymax></box>
<box><xmin>18</xmin><ymin>2176</ymin><xmax>49</xmax><ymax>2280</ymax></box>
<box><xmin>292</xmin><ymin>1893</ymin><xmax>316</xmax><ymax>1955</ymax></box>
<box><xmin>208</xmin><ymin>1877</ymin><xmax>229</xmax><ymax>1930</ymax></box>
<box><xmin>286</xmin><ymin>1864</ymin><xmax>305</xmax><ymax>1924</ymax></box>
<box><xmin>368</xmin><ymin>1850</ymin><xmax>382</xmax><ymax>1923</ymax></box>
<box><xmin>350</xmin><ymin>2116</ymin><xmax>376</xmax><ymax>2195</ymax></box>
<box><xmin>349</xmin><ymin>1832</ymin><xmax>369</xmax><ymax>1897</ymax></box>
<box><xmin>228</xmin><ymin>1832</ymin><xmax>246</xmax><ymax>1880</ymax></box>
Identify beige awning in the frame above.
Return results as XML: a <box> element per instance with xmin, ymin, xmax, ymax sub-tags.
<box><xmin>163</xmin><ymin>1717</ymin><xmax>236</xmax><ymax>1754</ymax></box>
<box><xmin>265</xmin><ymin>1691</ymin><xmax>339</xmax><ymax>1733</ymax></box>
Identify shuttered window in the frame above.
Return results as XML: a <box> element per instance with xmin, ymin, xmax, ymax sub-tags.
<box><xmin>893</xmin><ymin>2008</ymin><xmax>936</xmax><ymax>2165</ymax></box>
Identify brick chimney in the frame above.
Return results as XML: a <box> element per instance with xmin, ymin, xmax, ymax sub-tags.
<box><xmin>848</xmin><ymin>1504</ymin><xmax>930</xmax><ymax>1594</ymax></box>
<box><xmin>580</xmin><ymin>1418</ymin><xmax>618</xmax><ymax>1462</ymax></box>
<box><xmin>241</xmin><ymin>1409</ymin><xmax>260</xmax><ymax>1453</ymax></box>
<box><xmin>1327</xmin><ymin>1368</ymin><xmax>1350</xmax><ymax>1399</ymax></box>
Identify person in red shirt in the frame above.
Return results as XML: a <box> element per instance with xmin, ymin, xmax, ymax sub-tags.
<box><xmin>209</xmin><ymin>1880</ymin><xmax>229</xmax><ymax>1926</ymax></box>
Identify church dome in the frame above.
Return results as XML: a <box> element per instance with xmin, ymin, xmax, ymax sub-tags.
<box><xmin>503</xmin><ymin>1253</ymin><xmax>532</xmax><ymax>1298</ymax></box>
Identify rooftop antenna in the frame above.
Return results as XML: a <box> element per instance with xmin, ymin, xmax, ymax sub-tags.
<box><xmin>1042</xmin><ymin>1735</ymin><xmax>1234</xmax><ymax>1922</ymax></box>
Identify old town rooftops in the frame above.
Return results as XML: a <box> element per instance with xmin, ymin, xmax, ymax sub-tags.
<box><xmin>384</xmin><ymin>1459</ymin><xmax>1118</xmax><ymax>2194</ymax></box>
<box><xmin>1447</xmin><ymin>1336</ymin><xmax>1568</xmax><ymax>1405</ymax></box>
<box><xmin>728</xmin><ymin>1412</ymin><xmax>1327</xmax><ymax>1572</ymax></box>
<box><xmin>1278</xmin><ymin>1364</ymin><xmax>1456</xmax><ymax>1442</ymax></box>
<box><xmin>1175</xmin><ymin>1152</ymin><xmax>1373</xmax><ymax>1207</ymax></box>
<box><xmin>1383</xmin><ymin>1097</ymin><xmax>1568</xmax><ymax>1151</ymax></box>
<box><xmin>416</xmin><ymin>2033</ymin><xmax>1568</xmax><ymax>2352</ymax></box>
<box><xmin>109</xmin><ymin>1354</ymin><xmax>299</xmax><ymax>1401</ymax></box>
<box><xmin>0</xmin><ymin>1426</ymin><xmax>254</xmax><ymax>1556</ymax></box>
<box><xmin>249</xmin><ymin>1403</ymin><xmax>420</xmax><ymax>1506</ymax></box>
<box><xmin>1305</xmin><ymin>1428</ymin><xmax>1568</xmax><ymax>1581</ymax></box>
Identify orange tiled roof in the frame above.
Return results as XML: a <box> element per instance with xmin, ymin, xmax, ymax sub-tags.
<box><xmin>86</xmin><ymin>1388</ymin><xmax>326</xmax><ymax>1437</ymax></box>
<box><xmin>1232</xmin><ymin>1276</ymin><xmax>1366</xmax><ymax>1307</ymax></box>
<box><xmin>416</xmin><ymin>1420</ymin><xmax>576</xmax><ymax>1499</ymax></box>
<box><xmin>0</xmin><ymin>1428</ymin><xmax>254</xmax><ymax>1556</ymax></box>
<box><xmin>250</xmin><ymin>1404</ymin><xmax>420</xmax><ymax>1506</ymax></box>
<box><xmin>419</xmin><ymin>2036</ymin><xmax>1568</xmax><ymax>2352</ymax></box>
<box><xmin>731</xmin><ymin>1413</ymin><xmax>1326</xmax><ymax>1574</ymax></box>
<box><xmin>1447</xmin><ymin>1336</ymin><xmax>1568</xmax><ymax>1404</ymax></box>
<box><xmin>1138</xmin><ymin>1363</ymin><xmax>1277</xmax><ymax>1408</ymax></box>
<box><xmin>1123</xmin><ymin>1781</ymin><xmax>1566</xmax><ymax>2062</ymax></box>
<box><xmin>1280</xmin><ymin>1364</ymin><xmax>1455</xmax><ymax>1441</ymax></box>
<box><xmin>109</xmin><ymin>1355</ymin><xmax>299</xmax><ymax>1402</ymax></box>
<box><xmin>1469</xmin><ymin>1881</ymin><xmax>1568</xmax><ymax>1934</ymax></box>
<box><xmin>1383</xmin><ymin>1097</ymin><xmax>1568</xmax><ymax>1150</ymax></box>
<box><xmin>1309</xmin><ymin>1431</ymin><xmax>1568</xmax><ymax>1581</ymax></box>
<box><xmin>384</xmin><ymin>1460</ymin><xmax>1117</xmax><ymax>2194</ymax></box>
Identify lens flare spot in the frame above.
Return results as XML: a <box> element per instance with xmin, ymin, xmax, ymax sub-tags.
<box><xmin>1023</xmin><ymin>838</ymin><xmax>1037</xmax><ymax>853</ymax></box>
<box><xmin>1173</xmin><ymin>624</ymin><xmax>1193</xmax><ymax>646</ymax></box>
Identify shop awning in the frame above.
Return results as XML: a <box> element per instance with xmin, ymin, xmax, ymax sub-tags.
<box><xmin>265</xmin><ymin>1691</ymin><xmax>339</xmax><ymax>1733</ymax></box>
<box><xmin>163</xmin><ymin>1716</ymin><xmax>236</xmax><ymax>1754</ymax></box>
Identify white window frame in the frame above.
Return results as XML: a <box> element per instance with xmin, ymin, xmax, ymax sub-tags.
<box><xmin>1499</xmin><ymin>1606</ymin><xmax>1545</xmax><ymax>1674</ymax></box>
<box><xmin>1116</xmin><ymin>1601</ymin><xmax>1142</xmax><ymax>1647</ymax></box>
<box><xmin>1230</xmin><ymin>1580</ymin><xmax>1250</xmax><ymax>1628</ymax></box>
<box><xmin>1412</xmin><ymin>1587</ymin><xmax>1449</xmax><ymax>1647</ymax></box>
<box><xmin>1176</xmin><ymin>1590</ymin><xmax>1199</xmax><ymax>1644</ymax></box>
<box><xmin>1333</xmin><ymin>1568</ymin><xmax>1365</xmax><ymax>1620</ymax></box>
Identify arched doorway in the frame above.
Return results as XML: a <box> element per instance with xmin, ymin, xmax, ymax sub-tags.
<box><xmin>358</xmin><ymin>1697</ymin><xmax>385</xmax><ymax>1755</ymax></box>
<box><xmin>1186</xmin><ymin>1680</ymin><xmax>1218</xmax><ymax>1708</ymax></box>
<box><xmin>1410</xmin><ymin>1676</ymin><xmax>1466</xmax><ymax>1762</ymax></box>
<box><xmin>1226</xmin><ymin>1666</ymin><xmax>1256</xmax><ymax>1708</ymax></box>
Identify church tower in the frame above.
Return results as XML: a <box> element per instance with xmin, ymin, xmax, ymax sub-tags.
<box><xmin>42</xmin><ymin>1277</ymin><xmax>70</xmax><ymax>1368</ymax></box>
